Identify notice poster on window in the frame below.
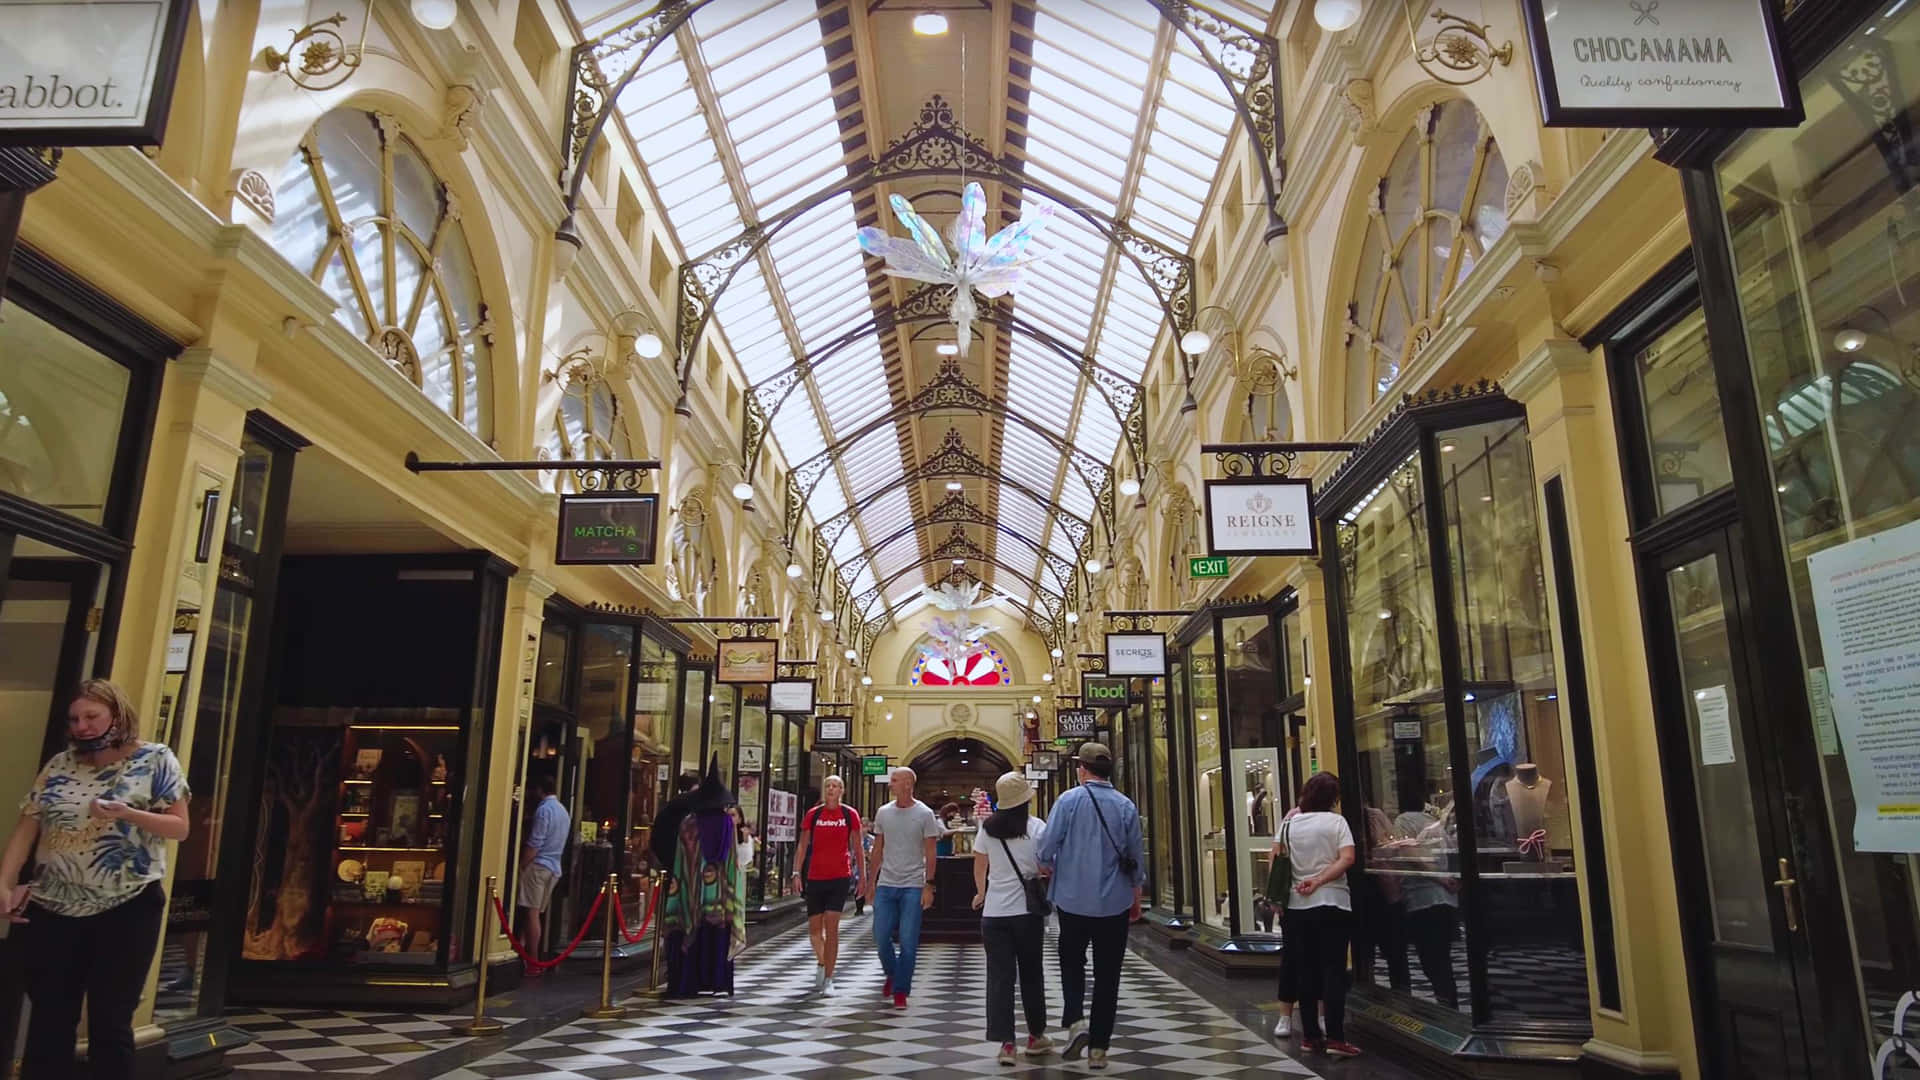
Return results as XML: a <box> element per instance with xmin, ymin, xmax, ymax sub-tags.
<box><xmin>1693</xmin><ymin>686</ymin><xmax>1735</xmax><ymax>766</ymax></box>
<box><xmin>766</xmin><ymin>789</ymin><xmax>797</xmax><ymax>842</ymax></box>
<box><xmin>1808</xmin><ymin>518</ymin><xmax>1920</xmax><ymax>853</ymax></box>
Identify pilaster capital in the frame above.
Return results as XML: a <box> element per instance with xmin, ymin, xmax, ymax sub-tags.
<box><xmin>1284</xmin><ymin>558</ymin><xmax>1322</xmax><ymax>596</ymax></box>
<box><xmin>1503</xmin><ymin>338</ymin><xmax>1593</xmax><ymax>406</ymax></box>
<box><xmin>174</xmin><ymin>346</ymin><xmax>273</xmax><ymax>412</ymax></box>
<box><xmin>521</xmin><ymin>573</ymin><xmax>559</xmax><ymax>605</ymax></box>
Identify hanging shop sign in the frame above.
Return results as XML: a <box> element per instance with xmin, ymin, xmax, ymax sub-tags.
<box><xmin>0</xmin><ymin>0</ymin><xmax>192</xmax><ymax>147</ymax></box>
<box><xmin>1036</xmin><ymin>750</ymin><xmax>1061</xmax><ymax>771</ymax></box>
<box><xmin>715</xmin><ymin>639</ymin><xmax>778</xmax><ymax>684</ymax></box>
<box><xmin>1082</xmin><ymin>676</ymin><xmax>1130</xmax><ymax>706</ymax></box>
<box><xmin>815</xmin><ymin>718</ymin><xmax>851</xmax><ymax>746</ymax></box>
<box><xmin>740</xmin><ymin>744</ymin><xmax>765</xmax><ymax>771</ymax></box>
<box><xmin>769</xmin><ymin>678</ymin><xmax>815</xmax><ymax>714</ymax></box>
<box><xmin>1104</xmin><ymin>632</ymin><xmax>1168</xmax><ymax>678</ymax></box>
<box><xmin>1056</xmin><ymin>708</ymin><xmax>1099</xmax><ymax>740</ymax></box>
<box><xmin>1189</xmin><ymin>556</ymin><xmax>1230</xmax><ymax>578</ymax></box>
<box><xmin>554</xmin><ymin>493</ymin><xmax>660</xmax><ymax>565</ymax></box>
<box><xmin>1025</xmin><ymin>766</ymin><xmax>1047</xmax><ymax>782</ymax></box>
<box><xmin>1518</xmin><ymin>0</ymin><xmax>1802</xmax><ymax>129</ymax></box>
<box><xmin>1204</xmin><ymin>478</ymin><xmax>1316</xmax><ymax>556</ymax></box>
<box><xmin>861</xmin><ymin>754</ymin><xmax>889</xmax><ymax>776</ymax></box>
<box><xmin>767</xmin><ymin>790</ymin><xmax>798</xmax><ymax>842</ymax></box>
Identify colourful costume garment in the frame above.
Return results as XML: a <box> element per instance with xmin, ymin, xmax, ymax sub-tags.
<box><xmin>661</xmin><ymin>757</ymin><xmax>745</xmax><ymax>997</ymax></box>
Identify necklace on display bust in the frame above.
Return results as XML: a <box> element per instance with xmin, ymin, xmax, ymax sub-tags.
<box><xmin>1514</xmin><ymin>763</ymin><xmax>1541</xmax><ymax>788</ymax></box>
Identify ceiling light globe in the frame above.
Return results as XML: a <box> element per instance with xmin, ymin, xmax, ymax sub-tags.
<box><xmin>634</xmin><ymin>331</ymin><xmax>664</xmax><ymax>359</ymax></box>
<box><xmin>885</xmin><ymin>712</ymin><xmax>894</xmax><ymax>721</ymax></box>
<box><xmin>1119</xmin><ymin>477</ymin><xmax>1141</xmax><ymax>497</ymax></box>
<box><xmin>1065</xmin><ymin>611</ymin><xmax>1079</xmax><ymax>624</ymax></box>
<box><xmin>411</xmin><ymin>0</ymin><xmax>458</xmax><ymax>30</ymax></box>
<box><xmin>786</xmin><ymin>562</ymin><xmax>803</xmax><ymax>578</ymax></box>
<box><xmin>1835</xmin><ymin>327</ymin><xmax>1869</xmax><ymax>353</ymax></box>
<box><xmin>945</xmin><ymin>480</ymin><xmax>964</xmax><ymax>491</ymax></box>
<box><xmin>1179</xmin><ymin>329</ymin><xmax>1212</xmax><ymax>355</ymax></box>
<box><xmin>912</xmin><ymin>10</ymin><xmax>949</xmax><ymax>34</ymax></box>
<box><xmin>1313</xmin><ymin>0</ymin><xmax>1362</xmax><ymax>32</ymax></box>
<box><xmin>819</xmin><ymin>608</ymin><xmax>834</xmax><ymax>622</ymax></box>
<box><xmin>936</xmin><ymin>342</ymin><xmax>960</xmax><ymax>355</ymax></box>
<box><xmin>1032</xmin><ymin>695</ymin><xmax>1042</xmax><ymax>704</ymax></box>
<box><xmin>861</xmin><ymin>675</ymin><xmax>873</xmax><ymax>686</ymax></box>
<box><xmin>731</xmin><ymin>481</ymin><xmax>754</xmax><ymax>500</ymax></box>
<box><xmin>1050</xmin><ymin>647</ymin><xmax>1063</xmax><ymax>658</ymax></box>
<box><xmin>1042</xmin><ymin>673</ymin><xmax>1053</xmax><ymax>682</ymax></box>
<box><xmin>1084</xmin><ymin>558</ymin><xmax>1102</xmax><ymax>573</ymax></box>
<box><xmin>844</xmin><ymin>648</ymin><xmax>857</xmax><ymax>660</ymax></box>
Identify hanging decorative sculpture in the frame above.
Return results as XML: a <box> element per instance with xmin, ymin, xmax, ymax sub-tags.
<box><xmin>912</xmin><ymin>580</ymin><xmax>1015</xmax><ymax>686</ymax></box>
<box><xmin>856</xmin><ymin>181</ymin><xmax>1053</xmax><ymax>355</ymax></box>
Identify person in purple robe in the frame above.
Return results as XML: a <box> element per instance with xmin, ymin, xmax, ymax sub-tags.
<box><xmin>661</xmin><ymin>755</ymin><xmax>745</xmax><ymax>996</ymax></box>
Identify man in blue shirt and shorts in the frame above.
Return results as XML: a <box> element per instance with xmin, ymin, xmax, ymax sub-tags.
<box><xmin>518</xmin><ymin>774</ymin><xmax>570</xmax><ymax>973</ymax></box>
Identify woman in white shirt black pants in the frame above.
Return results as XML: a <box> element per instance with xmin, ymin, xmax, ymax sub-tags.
<box><xmin>972</xmin><ymin>772</ymin><xmax>1056</xmax><ymax>1067</ymax></box>
<box><xmin>1272</xmin><ymin>772</ymin><xmax>1361</xmax><ymax>1059</ymax></box>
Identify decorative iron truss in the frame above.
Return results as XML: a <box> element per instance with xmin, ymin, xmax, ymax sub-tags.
<box><xmin>743</xmin><ymin>281</ymin><xmax>1146</xmax><ymax>479</ymax></box>
<box><xmin>1104</xmin><ymin>610</ymin><xmax>1192</xmax><ymax>633</ymax></box>
<box><xmin>775</xmin><ymin>660</ymin><xmax>817</xmax><ymax>679</ymax></box>
<box><xmin>854</xmin><ymin>527</ymin><xmax>1064</xmax><ymax>615</ymax></box>
<box><xmin>855</xmin><ymin>561</ymin><xmax>1064</xmax><ymax>656</ymax></box>
<box><xmin>836</xmin><ymin>493</ymin><xmax>1076</xmax><ymax>598</ymax></box>
<box><xmin>665</xmin><ymin>616</ymin><xmax>780</xmax><ymax>640</ymax></box>
<box><xmin>1200</xmin><ymin>441</ymin><xmax>1360</xmax><ymax>478</ymax></box>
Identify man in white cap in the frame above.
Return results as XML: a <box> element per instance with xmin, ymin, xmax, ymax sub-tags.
<box><xmin>1036</xmin><ymin>743</ymin><xmax>1144</xmax><ymax>1071</ymax></box>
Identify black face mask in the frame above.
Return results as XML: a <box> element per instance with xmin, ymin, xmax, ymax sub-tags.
<box><xmin>70</xmin><ymin>719</ymin><xmax>122</xmax><ymax>754</ymax></box>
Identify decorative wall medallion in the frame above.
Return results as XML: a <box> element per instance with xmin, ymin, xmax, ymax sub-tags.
<box><xmin>1340</xmin><ymin>79</ymin><xmax>1375</xmax><ymax>134</ymax></box>
<box><xmin>950</xmin><ymin>704</ymin><xmax>972</xmax><ymax>728</ymax></box>
<box><xmin>443</xmin><ymin>84</ymin><xmax>482</xmax><ymax>150</ymax></box>
<box><xmin>379</xmin><ymin>327</ymin><xmax>419</xmax><ymax>380</ymax></box>
<box><xmin>232</xmin><ymin>169</ymin><xmax>275</xmax><ymax>222</ymax></box>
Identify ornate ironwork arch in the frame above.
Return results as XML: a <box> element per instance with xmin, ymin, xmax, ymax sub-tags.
<box><xmin>859</xmin><ymin>555</ymin><xmax>1063</xmax><ymax>644</ymax></box>
<box><xmin>838</xmin><ymin>493</ymin><xmax>1077</xmax><ymax>597</ymax></box>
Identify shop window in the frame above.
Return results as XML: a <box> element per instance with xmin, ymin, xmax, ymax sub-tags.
<box><xmin>1716</xmin><ymin>0</ymin><xmax>1920</xmax><ymax>1057</ymax></box>
<box><xmin>274</xmin><ymin>110</ymin><xmax>493</xmax><ymax>442</ymax></box>
<box><xmin>738</xmin><ymin>701</ymin><xmax>768</xmax><ymax>904</ymax></box>
<box><xmin>1341</xmin><ymin>101</ymin><xmax>1509</xmax><ymax>424</ymax></box>
<box><xmin>1633</xmin><ymin>307</ymin><xmax>1732</xmax><ymax>515</ymax></box>
<box><xmin>0</xmin><ymin>301</ymin><xmax>133</xmax><ymax>525</ymax></box>
<box><xmin>572</xmin><ymin>624</ymin><xmax>633</xmax><ymax>937</ymax></box>
<box><xmin>1330</xmin><ymin>404</ymin><xmax>1589</xmax><ymax>1030</ymax></box>
<box><xmin>1189</xmin><ymin>635</ymin><xmax>1229</xmax><ymax>930</ymax></box>
<box><xmin>1221</xmin><ymin>614</ymin><xmax>1284</xmax><ymax>937</ymax></box>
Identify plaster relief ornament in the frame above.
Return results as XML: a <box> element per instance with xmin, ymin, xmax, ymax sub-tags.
<box><xmin>913</xmin><ymin>581</ymin><xmax>1015</xmax><ymax>686</ymax></box>
<box><xmin>856</xmin><ymin>181</ymin><xmax>1053</xmax><ymax>355</ymax></box>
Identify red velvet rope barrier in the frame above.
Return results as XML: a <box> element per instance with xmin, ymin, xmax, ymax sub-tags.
<box><xmin>611</xmin><ymin>883</ymin><xmax>661</xmax><ymax>945</ymax></box>
<box><xmin>492</xmin><ymin>886</ymin><xmax>605</xmax><ymax>972</ymax></box>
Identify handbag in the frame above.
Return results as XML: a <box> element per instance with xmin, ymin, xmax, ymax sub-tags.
<box><xmin>1265</xmin><ymin>819</ymin><xmax>1293</xmax><ymax>901</ymax></box>
<box><xmin>1085</xmin><ymin>787</ymin><xmax>1139</xmax><ymax>877</ymax></box>
<box><xmin>999</xmin><ymin>834</ymin><xmax>1053</xmax><ymax>917</ymax></box>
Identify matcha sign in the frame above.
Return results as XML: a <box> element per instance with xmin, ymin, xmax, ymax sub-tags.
<box><xmin>555</xmin><ymin>493</ymin><xmax>659</xmax><ymax>565</ymax></box>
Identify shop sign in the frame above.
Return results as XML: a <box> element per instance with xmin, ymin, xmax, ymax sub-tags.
<box><xmin>1204</xmin><ymin>478</ymin><xmax>1315</xmax><ymax>556</ymax></box>
<box><xmin>715</xmin><ymin>639</ymin><xmax>778</xmax><ymax>684</ymax></box>
<box><xmin>1519</xmin><ymin>0</ymin><xmax>1802</xmax><ymax>129</ymax></box>
<box><xmin>769</xmin><ymin>678</ymin><xmax>814</xmax><ymax>714</ymax></box>
<box><xmin>554</xmin><ymin>493</ymin><xmax>660</xmax><ymax>565</ymax></box>
<box><xmin>1082</xmin><ymin>676</ymin><xmax>1129</xmax><ymax>706</ymax></box>
<box><xmin>816</xmin><ymin>718</ymin><xmax>851</xmax><ymax>746</ymax></box>
<box><xmin>1189</xmin><ymin>556</ymin><xmax>1230</xmax><ymax>578</ymax></box>
<box><xmin>0</xmin><ymin>0</ymin><xmax>192</xmax><ymax>147</ymax></box>
<box><xmin>861</xmin><ymin>754</ymin><xmax>889</xmax><ymax>776</ymax></box>
<box><xmin>1025</xmin><ymin>766</ymin><xmax>1047</xmax><ymax>781</ymax></box>
<box><xmin>767</xmin><ymin>789</ymin><xmax>797</xmax><ymax>842</ymax></box>
<box><xmin>740</xmin><ymin>744</ymin><xmax>765</xmax><ymax>771</ymax></box>
<box><xmin>1392</xmin><ymin>720</ymin><xmax>1423</xmax><ymax>741</ymax></box>
<box><xmin>1035</xmin><ymin>750</ymin><xmax>1060</xmax><ymax>770</ymax></box>
<box><xmin>1056</xmin><ymin>708</ymin><xmax>1098</xmax><ymax>740</ymax></box>
<box><xmin>1104</xmin><ymin>632</ymin><xmax>1168</xmax><ymax>677</ymax></box>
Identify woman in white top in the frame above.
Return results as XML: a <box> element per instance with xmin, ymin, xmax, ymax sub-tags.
<box><xmin>1272</xmin><ymin>772</ymin><xmax>1361</xmax><ymax>1059</ymax></box>
<box><xmin>971</xmin><ymin>772</ymin><xmax>1056</xmax><ymax>1067</ymax></box>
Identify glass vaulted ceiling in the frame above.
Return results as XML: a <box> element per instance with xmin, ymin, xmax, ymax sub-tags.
<box><xmin>563</xmin><ymin>0</ymin><xmax>1261</xmax><ymax>624</ymax></box>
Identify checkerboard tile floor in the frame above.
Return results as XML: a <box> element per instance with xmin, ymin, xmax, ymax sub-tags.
<box><xmin>222</xmin><ymin>1009</ymin><xmax>477</xmax><ymax>1073</ymax></box>
<box><xmin>443</xmin><ymin>916</ymin><xmax>1322</xmax><ymax>1078</ymax></box>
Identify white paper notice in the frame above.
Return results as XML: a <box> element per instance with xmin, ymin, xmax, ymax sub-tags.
<box><xmin>1808</xmin><ymin>518</ymin><xmax>1920</xmax><ymax>853</ymax></box>
<box><xmin>1808</xmin><ymin>667</ymin><xmax>1840</xmax><ymax>756</ymax></box>
<box><xmin>1694</xmin><ymin>686</ymin><xmax>1735</xmax><ymax>766</ymax></box>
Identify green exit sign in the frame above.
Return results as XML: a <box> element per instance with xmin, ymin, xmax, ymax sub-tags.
<box><xmin>1189</xmin><ymin>556</ymin><xmax>1230</xmax><ymax>578</ymax></box>
<box><xmin>861</xmin><ymin>755</ymin><xmax>889</xmax><ymax>776</ymax></box>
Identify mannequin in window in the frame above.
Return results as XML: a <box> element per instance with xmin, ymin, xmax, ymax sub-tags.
<box><xmin>1505</xmin><ymin>764</ymin><xmax>1551</xmax><ymax>840</ymax></box>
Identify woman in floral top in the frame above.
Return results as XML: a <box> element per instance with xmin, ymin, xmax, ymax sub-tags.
<box><xmin>1</xmin><ymin>679</ymin><xmax>189</xmax><ymax>1080</ymax></box>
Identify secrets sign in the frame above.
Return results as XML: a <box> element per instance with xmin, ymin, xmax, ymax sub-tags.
<box><xmin>0</xmin><ymin>0</ymin><xmax>193</xmax><ymax>146</ymax></box>
<box><xmin>1519</xmin><ymin>0</ymin><xmax>1801</xmax><ymax>128</ymax></box>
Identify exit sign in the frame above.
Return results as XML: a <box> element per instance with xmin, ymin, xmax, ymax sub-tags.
<box><xmin>861</xmin><ymin>755</ymin><xmax>889</xmax><ymax>776</ymax></box>
<box><xmin>1189</xmin><ymin>556</ymin><xmax>1229</xmax><ymax>578</ymax></box>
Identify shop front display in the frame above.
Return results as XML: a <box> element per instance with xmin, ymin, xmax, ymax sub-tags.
<box><xmin>1321</xmin><ymin>391</ymin><xmax>1593</xmax><ymax>1060</ymax></box>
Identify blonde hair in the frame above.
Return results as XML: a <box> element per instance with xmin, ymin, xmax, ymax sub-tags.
<box><xmin>72</xmin><ymin>678</ymin><xmax>141</xmax><ymax>742</ymax></box>
<box><xmin>824</xmin><ymin>774</ymin><xmax>845</xmax><ymax>791</ymax></box>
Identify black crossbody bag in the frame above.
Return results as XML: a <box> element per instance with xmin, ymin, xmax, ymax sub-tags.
<box><xmin>1085</xmin><ymin>788</ymin><xmax>1139</xmax><ymax>877</ymax></box>
<box><xmin>999</xmin><ymin>833</ymin><xmax>1053</xmax><ymax>917</ymax></box>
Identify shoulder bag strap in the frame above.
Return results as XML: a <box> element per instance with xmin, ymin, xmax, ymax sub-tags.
<box><xmin>1085</xmin><ymin>788</ymin><xmax>1125</xmax><ymax>862</ymax></box>
<box><xmin>998</xmin><ymin>835</ymin><xmax>1034</xmax><ymax>891</ymax></box>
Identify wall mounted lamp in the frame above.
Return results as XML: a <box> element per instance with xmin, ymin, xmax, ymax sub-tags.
<box><xmin>264</xmin><ymin>2</ymin><xmax>459</xmax><ymax>91</ymax></box>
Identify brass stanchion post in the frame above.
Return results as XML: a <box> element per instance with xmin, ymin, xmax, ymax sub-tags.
<box><xmin>636</xmin><ymin>869</ymin><xmax>667</xmax><ymax>998</ymax></box>
<box><xmin>459</xmin><ymin>875</ymin><xmax>506</xmax><ymax>1035</ymax></box>
<box><xmin>584</xmin><ymin>874</ymin><xmax>627</xmax><ymax>1019</ymax></box>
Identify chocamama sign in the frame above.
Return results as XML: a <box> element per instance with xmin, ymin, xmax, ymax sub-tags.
<box><xmin>0</xmin><ymin>1</ymin><xmax>192</xmax><ymax>146</ymax></box>
<box><xmin>1519</xmin><ymin>0</ymin><xmax>1802</xmax><ymax>128</ymax></box>
<box><xmin>1204</xmin><ymin>478</ymin><xmax>1316</xmax><ymax>557</ymax></box>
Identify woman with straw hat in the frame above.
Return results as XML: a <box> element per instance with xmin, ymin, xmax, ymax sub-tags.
<box><xmin>971</xmin><ymin>770</ymin><xmax>1055</xmax><ymax>1067</ymax></box>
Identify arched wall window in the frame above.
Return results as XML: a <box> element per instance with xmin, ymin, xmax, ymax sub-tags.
<box><xmin>1343</xmin><ymin>100</ymin><xmax>1508</xmax><ymax>423</ymax></box>
<box><xmin>540</xmin><ymin>364</ymin><xmax>637</xmax><ymax>493</ymax></box>
<box><xmin>275</xmin><ymin>109</ymin><xmax>494</xmax><ymax>440</ymax></box>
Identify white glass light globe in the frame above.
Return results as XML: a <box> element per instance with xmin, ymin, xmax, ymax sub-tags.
<box><xmin>861</xmin><ymin>675</ymin><xmax>873</xmax><ymax>686</ymax></box>
<box><xmin>844</xmin><ymin>648</ymin><xmax>857</xmax><ymax>660</ymax></box>
<box><xmin>1065</xmin><ymin>611</ymin><xmax>1079</xmax><ymax>624</ymax></box>
<box><xmin>1119</xmin><ymin>477</ymin><xmax>1141</xmax><ymax>497</ymax></box>
<box><xmin>875</xmin><ymin>694</ymin><xmax>884</xmax><ymax>703</ymax></box>
<box><xmin>1179</xmin><ymin>329</ymin><xmax>1212</xmax><ymax>355</ymax></box>
<box><xmin>1835</xmin><ymin>327</ymin><xmax>1869</xmax><ymax>353</ymax></box>
<box><xmin>1051</xmin><ymin>647</ymin><xmax>1063</xmax><ymax>658</ymax></box>
<box><xmin>912</xmin><ymin>11</ymin><xmax>949</xmax><ymax>34</ymax></box>
<box><xmin>885</xmin><ymin>712</ymin><xmax>895</xmax><ymax>721</ymax></box>
<box><xmin>1313</xmin><ymin>0</ymin><xmax>1362</xmax><ymax>32</ymax></box>
<box><xmin>731</xmin><ymin>481</ymin><xmax>754</xmax><ymax>500</ymax></box>
<box><xmin>1032</xmin><ymin>695</ymin><xmax>1042</xmax><ymax>704</ymax></box>
<box><xmin>1042</xmin><ymin>673</ymin><xmax>1053</xmax><ymax>683</ymax></box>
<box><xmin>786</xmin><ymin>562</ymin><xmax>803</xmax><ymax>578</ymax></box>
<box><xmin>819</xmin><ymin>608</ymin><xmax>834</xmax><ymax>622</ymax></box>
<box><xmin>412</xmin><ymin>0</ymin><xmax>458</xmax><ymax>30</ymax></box>
<box><xmin>936</xmin><ymin>343</ymin><xmax>960</xmax><ymax>356</ymax></box>
<box><xmin>1085</xmin><ymin>558</ymin><xmax>1102</xmax><ymax>573</ymax></box>
<box><xmin>635</xmin><ymin>331</ymin><xmax>664</xmax><ymax>359</ymax></box>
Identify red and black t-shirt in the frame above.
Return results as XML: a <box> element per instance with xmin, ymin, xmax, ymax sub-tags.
<box><xmin>800</xmin><ymin>804</ymin><xmax>861</xmax><ymax>882</ymax></box>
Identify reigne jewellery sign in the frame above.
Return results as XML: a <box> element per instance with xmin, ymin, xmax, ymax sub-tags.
<box><xmin>0</xmin><ymin>0</ymin><xmax>193</xmax><ymax>146</ymax></box>
<box><xmin>1204</xmin><ymin>478</ymin><xmax>1316</xmax><ymax>557</ymax></box>
<box><xmin>1519</xmin><ymin>0</ymin><xmax>1802</xmax><ymax>128</ymax></box>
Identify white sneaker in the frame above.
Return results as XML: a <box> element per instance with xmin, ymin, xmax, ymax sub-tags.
<box><xmin>814</xmin><ymin>965</ymin><xmax>826</xmax><ymax>991</ymax></box>
<box><xmin>1274</xmin><ymin>1014</ymin><xmax>1292</xmax><ymax>1037</ymax></box>
<box><xmin>1023</xmin><ymin>1035</ymin><xmax>1055</xmax><ymax>1056</ymax></box>
<box><xmin>1062</xmin><ymin>1020</ymin><xmax>1090</xmax><ymax>1059</ymax></box>
<box><xmin>823</xmin><ymin>976</ymin><xmax>836</xmax><ymax>995</ymax></box>
<box><xmin>1088</xmin><ymin>1049</ymin><xmax>1109</xmax><ymax>1070</ymax></box>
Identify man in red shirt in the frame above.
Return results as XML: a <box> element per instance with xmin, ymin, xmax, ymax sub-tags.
<box><xmin>794</xmin><ymin>775</ymin><xmax>861</xmax><ymax>994</ymax></box>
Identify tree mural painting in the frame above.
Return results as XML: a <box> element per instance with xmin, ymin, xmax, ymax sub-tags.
<box><xmin>243</xmin><ymin>726</ymin><xmax>342</xmax><ymax>960</ymax></box>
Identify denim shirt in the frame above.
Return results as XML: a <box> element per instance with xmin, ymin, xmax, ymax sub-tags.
<box><xmin>1036</xmin><ymin>781</ymin><xmax>1144</xmax><ymax>918</ymax></box>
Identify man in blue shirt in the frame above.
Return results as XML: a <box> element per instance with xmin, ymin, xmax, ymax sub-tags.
<box><xmin>1036</xmin><ymin>743</ymin><xmax>1144</xmax><ymax>1069</ymax></box>
<box><xmin>517</xmin><ymin>775</ymin><xmax>570</xmax><ymax>974</ymax></box>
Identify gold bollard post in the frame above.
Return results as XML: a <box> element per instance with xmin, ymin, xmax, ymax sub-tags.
<box><xmin>583</xmin><ymin>874</ymin><xmax>627</xmax><ymax>1019</ymax></box>
<box><xmin>636</xmin><ymin>869</ymin><xmax>667</xmax><ymax>998</ymax></box>
<box><xmin>459</xmin><ymin>875</ymin><xmax>506</xmax><ymax>1035</ymax></box>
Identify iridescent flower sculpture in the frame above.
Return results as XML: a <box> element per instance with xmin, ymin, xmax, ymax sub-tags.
<box><xmin>912</xmin><ymin>581</ymin><xmax>1010</xmax><ymax>684</ymax></box>
<box><xmin>856</xmin><ymin>181</ymin><xmax>1053</xmax><ymax>355</ymax></box>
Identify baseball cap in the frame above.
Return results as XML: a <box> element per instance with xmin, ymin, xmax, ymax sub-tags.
<box><xmin>1074</xmin><ymin>742</ymin><xmax>1113</xmax><ymax>766</ymax></box>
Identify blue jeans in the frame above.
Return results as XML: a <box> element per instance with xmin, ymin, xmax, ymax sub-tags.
<box><xmin>871</xmin><ymin>885</ymin><xmax>925</xmax><ymax>994</ymax></box>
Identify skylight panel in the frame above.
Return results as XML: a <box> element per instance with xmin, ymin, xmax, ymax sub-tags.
<box><xmin>841</xmin><ymin>434</ymin><xmax>905</xmax><ymax>500</ymax></box>
<box><xmin>806</xmin><ymin>470</ymin><xmax>848</xmax><ymax>524</ymax></box>
<box><xmin>1074</xmin><ymin>395</ymin><xmax>1121</xmax><ymax>463</ymax></box>
<box><xmin>1057</xmin><ymin>468</ymin><xmax>1096</xmax><ymax>520</ymax></box>
<box><xmin>1006</xmin><ymin>340</ymin><xmax>1078</xmax><ymax>431</ymax></box>
<box><xmin>1001</xmin><ymin>422</ymin><xmax>1061</xmax><ymax>482</ymax></box>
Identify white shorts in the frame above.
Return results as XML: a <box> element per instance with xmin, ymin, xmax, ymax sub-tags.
<box><xmin>518</xmin><ymin>864</ymin><xmax>558</xmax><ymax>911</ymax></box>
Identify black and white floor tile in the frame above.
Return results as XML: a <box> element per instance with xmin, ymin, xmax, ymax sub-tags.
<box><xmin>445</xmin><ymin>915</ymin><xmax>1322</xmax><ymax>1079</ymax></box>
<box><xmin>222</xmin><ymin>1008</ymin><xmax>478</xmax><ymax>1073</ymax></box>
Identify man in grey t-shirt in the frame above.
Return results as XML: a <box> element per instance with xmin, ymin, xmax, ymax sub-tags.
<box><xmin>861</xmin><ymin>767</ymin><xmax>945</xmax><ymax>1006</ymax></box>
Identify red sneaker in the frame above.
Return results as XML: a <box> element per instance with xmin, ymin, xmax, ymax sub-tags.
<box><xmin>892</xmin><ymin>992</ymin><xmax>908</xmax><ymax>1008</ymax></box>
<box><xmin>1324</xmin><ymin>1040</ymin><xmax>1363</xmax><ymax>1058</ymax></box>
<box><xmin>1302</xmin><ymin>1038</ymin><xmax>1327</xmax><ymax>1055</ymax></box>
<box><xmin>882</xmin><ymin>978</ymin><xmax>893</xmax><ymax>997</ymax></box>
